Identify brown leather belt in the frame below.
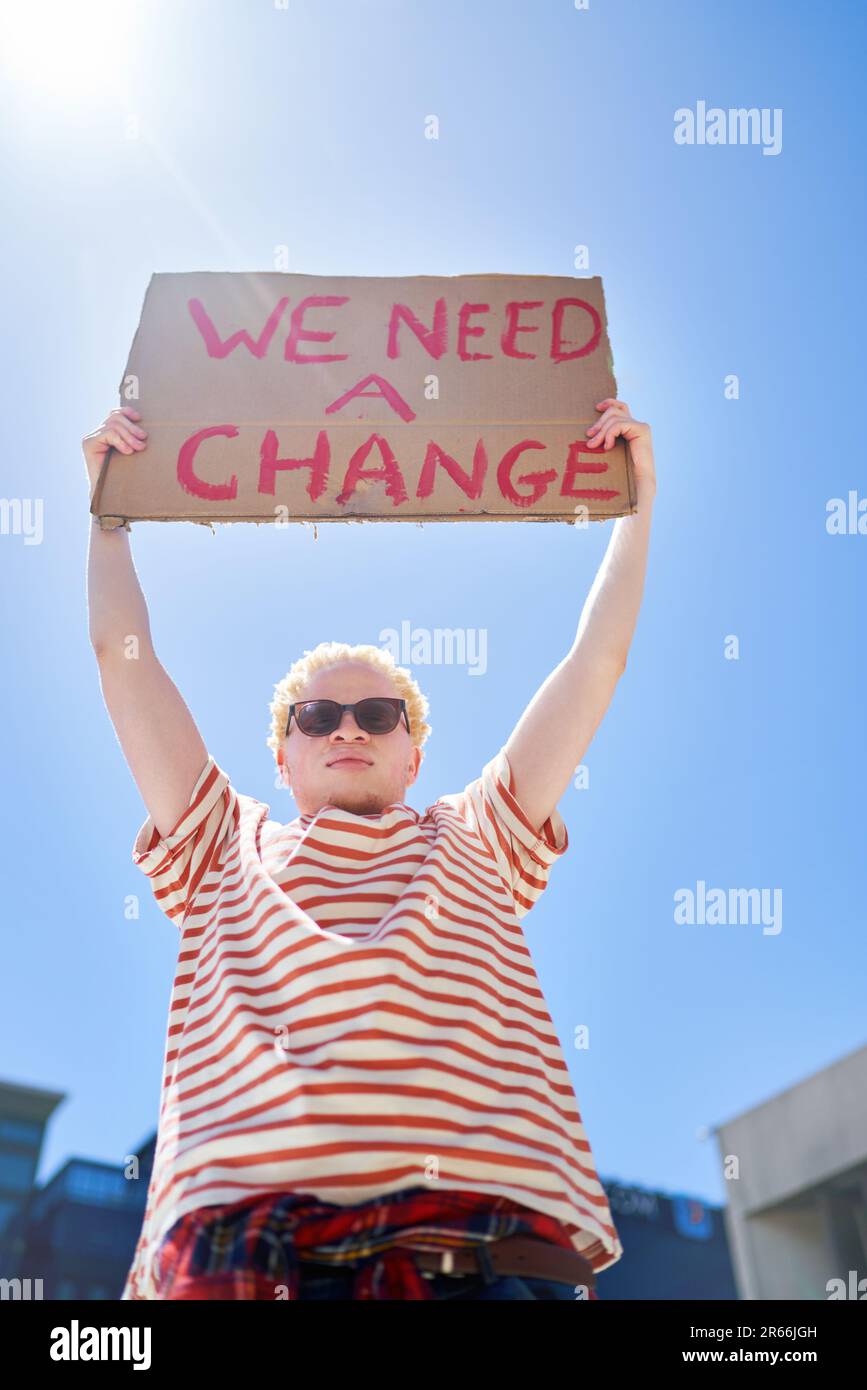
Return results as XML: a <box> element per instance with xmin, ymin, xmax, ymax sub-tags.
<box><xmin>396</xmin><ymin>1235</ymin><xmax>596</xmax><ymax>1291</ymax></box>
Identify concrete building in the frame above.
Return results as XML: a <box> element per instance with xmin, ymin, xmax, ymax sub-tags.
<box><xmin>714</xmin><ymin>1041</ymin><xmax>867</xmax><ymax>1300</ymax></box>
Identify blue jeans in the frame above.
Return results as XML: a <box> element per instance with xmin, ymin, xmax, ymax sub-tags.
<box><xmin>296</xmin><ymin>1259</ymin><xmax>581</xmax><ymax>1301</ymax></box>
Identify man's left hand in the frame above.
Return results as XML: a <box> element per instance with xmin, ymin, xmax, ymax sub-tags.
<box><xmin>586</xmin><ymin>398</ymin><xmax>656</xmax><ymax>498</ymax></box>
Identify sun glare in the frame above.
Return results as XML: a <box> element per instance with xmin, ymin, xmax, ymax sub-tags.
<box><xmin>0</xmin><ymin>0</ymin><xmax>134</xmax><ymax>96</ymax></box>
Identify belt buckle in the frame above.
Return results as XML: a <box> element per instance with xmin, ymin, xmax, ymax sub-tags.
<box><xmin>424</xmin><ymin>1244</ymin><xmax>493</xmax><ymax>1282</ymax></box>
<box><xmin>419</xmin><ymin>1248</ymin><xmax>456</xmax><ymax>1278</ymax></box>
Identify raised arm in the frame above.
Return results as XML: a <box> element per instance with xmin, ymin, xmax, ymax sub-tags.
<box><xmin>503</xmin><ymin>399</ymin><xmax>656</xmax><ymax>834</ymax></box>
<box><xmin>85</xmin><ymin>407</ymin><xmax>209</xmax><ymax>839</ymax></box>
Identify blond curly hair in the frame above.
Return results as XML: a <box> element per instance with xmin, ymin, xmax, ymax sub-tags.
<box><xmin>266</xmin><ymin>641</ymin><xmax>432</xmax><ymax>765</ymax></box>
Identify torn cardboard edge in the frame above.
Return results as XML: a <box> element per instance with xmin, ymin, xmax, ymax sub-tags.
<box><xmin>90</xmin><ymin>440</ymin><xmax>638</xmax><ymax>527</ymax></box>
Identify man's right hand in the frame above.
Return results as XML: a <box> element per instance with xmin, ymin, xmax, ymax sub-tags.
<box><xmin>82</xmin><ymin>405</ymin><xmax>148</xmax><ymax>495</ymax></box>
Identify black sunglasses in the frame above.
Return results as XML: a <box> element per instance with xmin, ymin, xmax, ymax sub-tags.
<box><xmin>286</xmin><ymin>698</ymin><xmax>410</xmax><ymax>738</ymax></box>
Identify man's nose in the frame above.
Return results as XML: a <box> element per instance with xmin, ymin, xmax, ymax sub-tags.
<box><xmin>330</xmin><ymin>710</ymin><xmax>369</xmax><ymax>739</ymax></box>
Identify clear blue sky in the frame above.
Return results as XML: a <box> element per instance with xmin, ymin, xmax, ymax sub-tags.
<box><xmin>1</xmin><ymin>0</ymin><xmax>864</xmax><ymax>1211</ymax></box>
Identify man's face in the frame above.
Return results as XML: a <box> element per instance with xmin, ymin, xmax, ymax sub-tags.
<box><xmin>277</xmin><ymin>662</ymin><xmax>422</xmax><ymax>816</ymax></box>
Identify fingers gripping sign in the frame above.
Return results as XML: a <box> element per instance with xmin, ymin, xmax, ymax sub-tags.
<box><xmin>586</xmin><ymin>398</ymin><xmax>656</xmax><ymax>496</ymax></box>
<box><xmin>82</xmin><ymin>406</ymin><xmax>149</xmax><ymax>496</ymax></box>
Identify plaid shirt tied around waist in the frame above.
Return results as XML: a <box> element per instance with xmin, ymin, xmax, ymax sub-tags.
<box><xmin>153</xmin><ymin>1185</ymin><xmax>600</xmax><ymax>1301</ymax></box>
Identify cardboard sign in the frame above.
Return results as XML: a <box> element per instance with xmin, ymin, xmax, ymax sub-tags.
<box><xmin>91</xmin><ymin>271</ymin><xmax>636</xmax><ymax>528</ymax></box>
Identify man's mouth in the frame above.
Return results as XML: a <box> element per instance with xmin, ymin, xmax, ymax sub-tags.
<box><xmin>326</xmin><ymin>756</ymin><xmax>372</xmax><ymax>769</ymax></box>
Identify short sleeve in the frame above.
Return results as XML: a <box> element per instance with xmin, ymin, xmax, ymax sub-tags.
<box><xmin>455</xmin><ymin>747</ymin><xmax>569</xmax><ymax>919</ymax></box>
<box><xmin>132</xmin><ymin>755</ymin><xmax>240</xmax><ymax>928</ymax></box>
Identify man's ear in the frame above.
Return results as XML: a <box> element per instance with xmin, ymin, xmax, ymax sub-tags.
<box><xmin>407</xmin><ymin>747</ymin><xmax>422</xmax><ymax>786</ymax></box>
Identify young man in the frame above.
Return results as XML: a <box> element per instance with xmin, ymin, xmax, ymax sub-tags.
<box><xmin>84</xmin><ymin>399</ymin><xmax>656</xmax><ymax>1301</ymax></box>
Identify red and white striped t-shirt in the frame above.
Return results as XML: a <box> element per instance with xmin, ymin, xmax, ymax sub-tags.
<box><xmin>121</xmin><ymin>749</ymin><xmax>623</xmax><ymax>1299</ymax></box>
